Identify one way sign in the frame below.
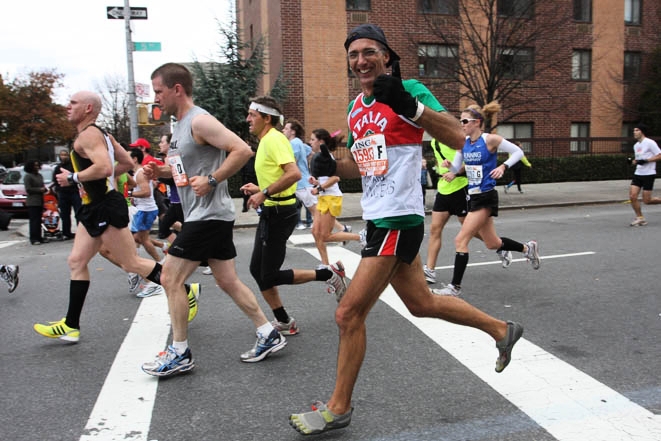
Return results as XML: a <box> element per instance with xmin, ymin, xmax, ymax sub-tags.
<box><xmin>106</xmin><ymin>6</ymin><xmax>148</xmax><ymax>20</ymax></box>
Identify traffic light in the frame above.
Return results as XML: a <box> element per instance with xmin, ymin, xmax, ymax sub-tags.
<box><xmin>149</xmin><ymin>104</ymin><xmax>169</xmax><ymax>124</ymax></box>
<box><xmin>137</xmin><ymin>103</ymin><xmax>149</xmax><ymax>125</ymax></box>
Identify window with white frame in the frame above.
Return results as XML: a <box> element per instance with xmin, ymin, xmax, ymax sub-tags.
<box><xmin>570</xmin><ymin>123</ymin><xmax>590</xmax><ymax>152</ymax></box>
<box><xmin>572</xmin><ymin>50</ymin><xmax>591</xmax><ymax>80</ymax></box>
<box><xmin>418</xmin><ymin>44</ymin><xmax>458</xmax><ymax>78</ymax></box>
<box><xmin>497</xmin><ymin>123</ymin><xmax>533</xmax><ymax>153</ymax></box>
<box><xmin>346</xmin><ymin>0</ymin><xmax>370</xmax><ymax>10</ymax></box>
<box><xmin>624</xmin><ymin>0</ymin><xmax>641</xmax><ymax>25</ymax></box>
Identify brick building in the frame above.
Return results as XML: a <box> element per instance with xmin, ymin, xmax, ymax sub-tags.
<box><xmin>236</xmin><ymin>0</ymin><xmax>660</xmax><ymax>155</ymax></box>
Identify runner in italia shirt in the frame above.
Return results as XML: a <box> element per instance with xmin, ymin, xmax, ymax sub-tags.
<box><xmin>347</xmin><ymin>79</ymin><xmax>444</xmax><ymax>229</ymax></box>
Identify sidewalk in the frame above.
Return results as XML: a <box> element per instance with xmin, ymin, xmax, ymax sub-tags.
<box><xmin>233</xmin><ymin>179</ymin><xmax>631</xmax><ymax>228</ymax></box>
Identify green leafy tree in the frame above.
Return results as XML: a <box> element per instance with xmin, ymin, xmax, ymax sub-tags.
<box><xmin>191</xmin><ymin>19</ymin><xmax>288</xmax><ymax>142</ymax></box>
<box><xmin>638</xmin><ymin>46</ymin><xmax>661</xmax><ymax>136</ymax></box>
<box><xmin>0</xmin><ymin>70</ymin><xmax>73</xmax><ymax>158</ymax></box>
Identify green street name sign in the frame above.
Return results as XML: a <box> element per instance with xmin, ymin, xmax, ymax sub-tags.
<box><xmin>133</xmin><ymin>42</ymin><xmax>161</xmax><ymax>52</ymax></box>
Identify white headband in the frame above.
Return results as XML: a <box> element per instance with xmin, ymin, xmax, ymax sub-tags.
<box><xmin>250</xmin><ymin>102</ymin><xmax>284</xmax><ymax>126</ymax></box>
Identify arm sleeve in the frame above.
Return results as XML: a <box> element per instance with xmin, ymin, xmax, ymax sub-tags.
<box><xmin>499</xmin><ymin>139</ymin><xmax>524</xmax><ymax>167</ymax></box>
<box><xmin>450</xmin><ymin>150</ymin><xmax>464</xmax><ymax>173</ymax></box>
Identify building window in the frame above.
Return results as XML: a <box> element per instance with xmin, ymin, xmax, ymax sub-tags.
<box><xmin>346</xmin><ymin>0</ymin><xmax>370</xmax><ymax>10</ymax></box>
<box><xmin>498</xmin><ymin>0</ymin><xmax>534</xmax><ymax>18</ymax></box>
<box><xmin>570</xmin><ymin>123</ymin><xmax>590</xmax><ymax>152</ymax></box>
<box><xmin>498</xmin><ymin>123</ymin><xmax>533</xmax><ymax>153</ymax></box>
<box><xmin>573</xmin><ymin>0</ymin><xmax>591</xmax><ymax>21</ymax></box>
<box><xmin>624</xmin><ymin>0</ymin><xmax>641</xmax><ymax>25</ymax></box>
<box><xmin>572</xmin><ymin>50</ymin><xmax>591</xmax><ymax>81</ymax></box>
<box><xmin>419</xmin><ymin>0</ymin><xmax>458</xmax><ymax>15</ymax></box>
<box><xmin>498</xmin><ymin>47</ymin><xmax>534</xmax><ymax>80</ymax></box>
<box><xmin>418</xmin><ymin>44</ymin><xmax>457</xmax><ymax>78</ymax></box>
<box><xmin>622</xmin><ymin>122</ymin><xmax>636</xmax><ymax>152</ymax></box>
<box><xmin>623</xmin><ymin>52</ymin><xmax>641</xmax><ymax>82</ymax></box>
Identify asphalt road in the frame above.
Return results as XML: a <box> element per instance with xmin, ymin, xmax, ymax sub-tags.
<box><xmin>1</xmin><ymin>202</ymin><xmax>660</xmax><ymax>441</ymax></box>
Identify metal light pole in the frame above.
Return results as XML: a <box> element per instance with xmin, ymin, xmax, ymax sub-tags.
<box><xmin>123</xmin><ymin>0</ymin><xmax>139</xmax><ymax>141</ymax></box>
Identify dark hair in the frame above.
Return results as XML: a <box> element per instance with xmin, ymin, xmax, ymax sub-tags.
<box><xmin>130</xmin><ymin>148</ymin><xmax>144</xmax><ymax>164</ymax></box>
<box><xmin>250</xmin><ymin>95</ymin><xmax>284</xmax><ymax>126</ymax></box>
<box><xmin>312</xmin><ymin>128</ymin><xmax>344</xmax><ymax>152</ymax></box>
<box><xmin>24</xmin><ymin>159</ymin><xmax>40</xmax><ymax>174</ymax></box>
<box><xmin>285</xmin><ymin>119</ymin><xmax>305</xmax><ymax>139</ymax></box>
<box><xmin>635</xmin><ymin>122</ymin><xmax>650</xmax><ymax>136</ymax></box>
<box><xmin>151</xmin><ymin>63</ymin><xmax>193</xmax><ymax>96</ymax></box>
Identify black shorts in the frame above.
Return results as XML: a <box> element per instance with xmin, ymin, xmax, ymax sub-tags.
<box><xmin>360</xmin><ymin>221</ymin><xmax>423</xmax><ymax>265</ymax></box>
<box><xmin>631</xmin><ymin>174</ymin><xmax>656</xmax><ymax>191</ymax></box>
<box><xmin>76</xmin><ymin>190</ymin><xmax>130</xmax><ymax>237</ymax></box>
<box><xmin>158</xmin><ymin>202</ymin><xmax>184</xmax><ymax>239</ymax></box>
<box><xmin>168</xmin><ymin>220</ymin><xmax>237</xmax><ymax>262</ymax></box>
<box><xmin>468</xmin><ymin>189</ymin><xmax>499</xmax><ymax>217</ymax></box>
<box><xmin>432</xmin><ymin>187</ymin><xmax>469</xmax><ymax>217</ymax></box>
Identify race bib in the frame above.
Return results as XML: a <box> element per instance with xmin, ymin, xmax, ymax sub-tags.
<box><xmin>168</xmin><ymin>154</ymin><xmax>189</xmax><ymax>187</ymax></box>
<box><xmin>350</xmin><ymin>134</ymin><xmax>388</xmax><ymax>176</ymax></box>
<box><xmin>465</xmin><ymin>164</ymin><xmax>483</xmax><ymax>194</ymax></box>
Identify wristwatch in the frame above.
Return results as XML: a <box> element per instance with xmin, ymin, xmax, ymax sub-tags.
<box><xmin>262</xmin><ymin>187</ymin><xmax>270</xmax><ymax>197</ymax></box>
<box><xmin>207</xmin><ymin>174</ymin><xmax>218</xmax><ymax>187</ymax></box>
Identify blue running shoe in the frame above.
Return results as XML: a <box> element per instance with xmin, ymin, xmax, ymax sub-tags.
<box><xmin>142</xmin><ymin>345</ymin><xmax>195</xmax><ymax>377</ymax></box>
<box><xmin>240</xmin><ymin>329</ymin><xmax>287</xmax><ymax>363</ymax></box>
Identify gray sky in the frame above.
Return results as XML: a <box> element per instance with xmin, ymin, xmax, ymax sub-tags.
<box><xmin>0</xmin><ymin>0</ymin><xmax>232</xmax><ymax>104</ymax></box>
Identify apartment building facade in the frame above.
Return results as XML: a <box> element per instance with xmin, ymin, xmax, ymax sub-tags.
<box><xmin>236</xmin><ymin>0</ymin><xmax>660</xmax><ymax>154</ymax></box>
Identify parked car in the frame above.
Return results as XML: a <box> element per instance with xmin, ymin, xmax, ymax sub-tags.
<box><xmin>0</xmin><ymin>164</ymin><xmax>56</xmax><ymax>214</ymax></box>
<box><xmin>0</xmin><ymin>165</ymin><xmax>7</xmax><ymax>182</ymax></box>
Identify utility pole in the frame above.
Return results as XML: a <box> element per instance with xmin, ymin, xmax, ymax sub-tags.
<box><xmin>123</xmin><ymin>0</ymin><xmax>139</xmax><ymax>141</ymax></box>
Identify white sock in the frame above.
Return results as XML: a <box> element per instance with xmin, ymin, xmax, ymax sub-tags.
<box><xmin>172</xmin><ymin>340</ymin><xmax>188</xmax><ymax>354</ymax></box>
<box><xmin>257</xmin><ymin>322</ymin><xmax>275</xmax><ymax>337</ymax></box>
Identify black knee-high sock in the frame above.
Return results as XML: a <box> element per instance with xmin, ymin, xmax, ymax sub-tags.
<box><xmin>451</xmin><ymin>252</ymin><xmax>469</xmax><ymax>287</ymax></box>
<box><xmin>316</xmin><ymin>267</ymin><xmax>332</xmax><ymax>281</ymax></box>
<box><xmin>498</xmin><ymin>237</ymin><xmax>525</xmax><ymax>253</ymax></box>
<box><xmin>273</xmin><ymin>307</ymin><xmax>289</xmax><ymax>324</ymax></box>
<box><xmin>65</xmin><ymin>280</ymin><xmax>90</xmax><ymax>329</ymax></box>
<box><xmin>146</xmin><ymin>263</ymin><xmax>162</xmax><ymax>285</ymax></box>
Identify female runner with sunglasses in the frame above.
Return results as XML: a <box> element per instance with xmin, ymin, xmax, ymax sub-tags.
<box><xmin>433</xmin><ymin>101</ymin><xmax>541</xmax><ymax>297</ymax></box>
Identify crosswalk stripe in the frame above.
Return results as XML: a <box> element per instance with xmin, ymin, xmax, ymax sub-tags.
<box><xmin>304</xmin><ymin>246</ymin><xmax>661</xmax><ymax>441</ymax></box>
<box><xmin>79</xmin><ymin>295</ymin><xmax>170</xmax><ymax>441</ymax></box>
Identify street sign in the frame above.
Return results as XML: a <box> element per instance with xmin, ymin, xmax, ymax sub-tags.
<box><xmin>106</xmin><ymin>6</ymin><xmax>148</xmax><ymax>20</ymax></box>
<box><xmin>135</xmin><ymin>83</ymin><xmax>151</xmax><ymax>98</ymax></box>
<box><xmin>133</xmin><ymin>42</ymin><xmax>161</xmax><ymax>52</ymax></box>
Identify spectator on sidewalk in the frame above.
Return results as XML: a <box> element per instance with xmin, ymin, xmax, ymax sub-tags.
<box><xmin>53</xmin><ymin>149</ymin><xmax>82</xmax><ymax>239</ymax></box>
<box><xmin>24</xmin><ymin>160</ymin><xmax>48</xmax><ymax>245</ymax></box>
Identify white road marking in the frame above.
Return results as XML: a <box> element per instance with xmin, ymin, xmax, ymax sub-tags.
<box><xmin>79</xmin><ymin>294</ymin><xmax>170</xmax><ymax>441</ymax></box>
<box><xmin>304</xmin><ymin>246</ymin><xmax>661</xmax><ymax>441</ymax></box>
<box><xmin>0</xmin><ymin>240</ymin><xmax>23</xmax><ymax>249</ymax></box>
<box><xmin>432</xmin><ymin>251</ymin><xmax>596</xmax><ymax>269</ymax></box>
<box><xmin>81</xmin><ymin>243</ymin><xmax>657</xmax><ymax>441</ymax></box>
